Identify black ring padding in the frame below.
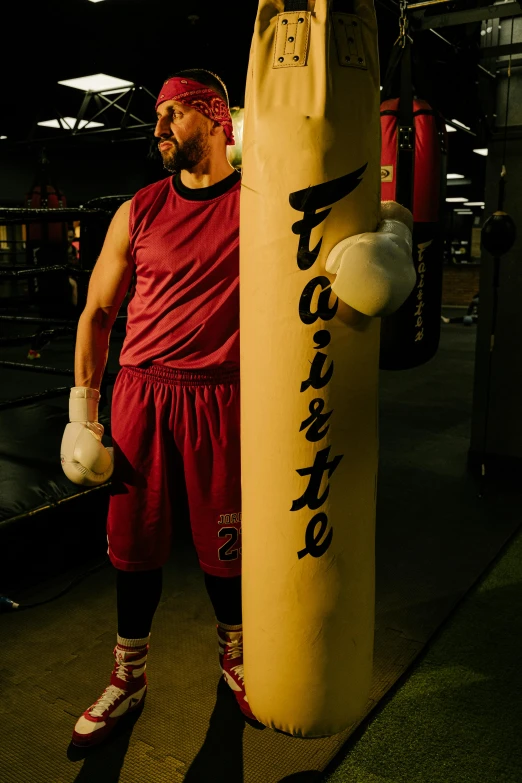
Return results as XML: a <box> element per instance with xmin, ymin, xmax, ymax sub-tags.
<box><xmin>0</xmin><ymin>208</ymin><xmax>111</xmax><ymax>223</ymax></box>
<box><xmin>0</xmin><ymin>360</ymin><xmax>75</xmax><ymax>375</ymax></box>
<box><xmin>84</xmin><ymin>195</ymin><xmax>134</xmax><ymax>208</ymax></box>
<box><xmin>0</xmin><ymin>296</ymin><xmax>40</xmax><ymax>303</ymax></box>
<box><xmin>0</xmin><ymin>265</ymin><xmax>90</xmax><ymax>278</ymax></box>
<box><xmin>0</xmin><ymin>315</ymin><xmax>77</xmax><ymax>325</ymax></box>
<box><xmin>0</xmin><ymin>326</ymin><xmax>76</xmax><ymax>347</ymax></box>
<box><xmin>0</xmin><ymin>387</ymin><xmax>70</xmax><ymax>411</ymax></box>
<box><xmin>0</xmin><ymin>360</ymin><xmax>118</xmax><ymax>383</ymax></box>
<box><xmin>0</xmin><ymin>314</ymin><xmax>127</xmax><ymax>324</ymax></box>
<box><xmin>1</xmin><ymin>483</ymin><xmax>111</xmax><ymax>527</ymax></box>
<box><xmin>0</xmin><ymin>335</ymin><xmax>40</xmax><ymax>346</ymax></box>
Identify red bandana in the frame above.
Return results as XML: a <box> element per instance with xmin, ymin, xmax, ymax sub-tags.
<box><xmin>155</xmin><ymin>77</ymin><xmax>235</xmax><ymax>146</ymax></box>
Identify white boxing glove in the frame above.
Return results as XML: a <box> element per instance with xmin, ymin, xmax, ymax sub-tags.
<box><xmin>325</xmin><ymin>219</ymin><xmax>417</xmax><ymax>318</ymax></box>
<box><xmin>60</xmin><ymin>386</ymin><xmax>114</xmax><ymax>486</ymax></box>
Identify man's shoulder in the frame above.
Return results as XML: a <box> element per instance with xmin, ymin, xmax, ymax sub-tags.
<box><xmin>132</xmin><ymin>176</ymin><xmax>171</xmax><ymax>204</ymax></box>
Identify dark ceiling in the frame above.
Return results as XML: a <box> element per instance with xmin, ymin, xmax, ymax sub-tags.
<box><xmin>0</xmin><ymin>0</ymin><xmax>502</xmax><ymax>202</ymax></box>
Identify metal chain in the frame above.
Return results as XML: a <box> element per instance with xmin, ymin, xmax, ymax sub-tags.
<box><xmin>394</xmin><ymin>0</ymin><xmax>413</xmax><ymax>48</ymax></box>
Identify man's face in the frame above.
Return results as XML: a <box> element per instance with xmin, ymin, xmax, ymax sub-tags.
<box><xmin>154</xmin><ymin>100</ymin><xmax>211</xmax><ymax>173</ymax></box>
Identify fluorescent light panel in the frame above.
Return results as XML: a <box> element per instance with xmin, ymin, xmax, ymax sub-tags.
<box><xmin>0</xmin><ymin>135</ymin><xmax>7</xmax><ymax>140</ymax></box>
<box><xmin>466</xmin><ymin>202</ymin><xmax>485</xmax><ymax>206</ymax></box>
<box><xmin>447</xmin><ymin>174</ymin><xmax>465</xmax><ymax>179</ymax></box>
<box><xmin>58</xmin><ymin>74</ymin><xmax>134</xmax><ymax>92</ymax></box>
<box><xmin>100</xmin><ymin>88</ymin><xmax>131</xmax><ymax>96</ymax></box>
<box><xmin>473</xmin><ymin>148</ymin><xmax>488</xmax><ymax>156</ymax></box>
<box><xmin>37</xmin><ymin>117</ymin><xmax>104</xmax><ymax>129</ymax></box>
<box><xmin>456</xmin><ymin>210</ymin><xmax>473</xmax><ymax>214</ymax></box>
<box><xmin>446</xmin><ymin>197</ymin><xmax>469</xmax><ymax>203</ymax></box>
<box><xmin>445</xmin><ymin>124</ymin><xmax>457</xmax><ymax>132</ymax></box>
<box><xmin>451</xmin><ymin>118</ymin><xmax>471</xmax><ymax>131</ymax></box>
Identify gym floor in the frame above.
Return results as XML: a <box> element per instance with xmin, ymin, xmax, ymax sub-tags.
<box><xmin>0</xmin><ymin>309</ymin><xmax>520</xmax><ymax>782</ymax></box>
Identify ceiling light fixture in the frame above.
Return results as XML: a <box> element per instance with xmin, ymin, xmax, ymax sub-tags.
<box><xmin>451</xmin><ymin>119</ymin><xmax>471</xmax><ymax>131</ymax></box>
<box><xmin>456</xmin><ymin>210</ymin><xmax>473</xmax><ymax>214</ymax></box>
<box><xmin>37</xmin><ymin>117</ymin><xmax>104</xmax><ymax>130</ymax></box>
<box><xmin>99</xmin><ymin>88</ymin><xmax>130</xmax><ymax>96</ymax></box>
<box><xmin>466</xmin><ymin>202</ymin><xmax>485</xmax><ymax>206</ymax></box>
<box><xmin>447</xmin><ymin>174</ymin><xmax>465</xmax><ymax>179</ymax></box>
<box><xmin>0</xmin><ymin>135</ymin><xmax>7</xmax><ymax>140</ymax></box>
<box><xmin>473</xmin><ymin>148</ymin><xmax>488</xmax><ymax>156</ymax></box>
<box><xmin>58</xmin><ymin>74</ymin><xmax>134</xmax><ymax>93</ymax></box>
<box><xmin>446</xmin><ymin>197</ymin><xmax>469</xmax><ymax>203</ymax></box>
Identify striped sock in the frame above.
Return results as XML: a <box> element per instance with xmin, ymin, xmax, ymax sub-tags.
<box><xmin>217</xmin><ymin>622</ymin><xmax>242</xmax><ymax>632</ymax></box>
<box><xmin>117</xmin><ymin>633</ymin><xmax>151</xmax><ymax>648</ymax></box>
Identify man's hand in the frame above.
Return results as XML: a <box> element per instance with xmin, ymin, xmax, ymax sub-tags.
<box><xmin>325</xmin><ymin>201</ymin><xmax>416</xmax><ymax>319</ymax></box>
<box><xmin>60</xmin><ymin>387</ymin><xmax>114</xmax><ymax>486</ymax></box>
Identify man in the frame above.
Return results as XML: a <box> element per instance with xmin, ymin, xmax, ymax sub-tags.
<box><xmin>61</xmin><ymin>68</ymin><xmax>414</xmax><ymax>748</ymax></box>
<box><xmin>441</xmin><ymin>291</ymin><xmax>478</xmax><ymax>325</ymax></box>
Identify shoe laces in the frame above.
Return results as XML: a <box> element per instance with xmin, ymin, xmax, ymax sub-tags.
<box><xmin>230</xmin><ymin>663</ymin><xmax>245</xmax><ymax>685</ymax></box>
<box><xmin>224</xmin><ymin>635</ymin><xmax>242</xmax><ymax>662</ymax></box>
<box><xmin>89</xmin><ymin>685</ymin><xmax>125</xmax><ymax>717</ymax></box>
<box><xmin>113</xmin><ymin>647</ymin><xmax>146</xmax><ymax>682</ymax></box>
<box><xmin>114</xmin><ymin>660</ymin><xmax>134</xmax><ymax>681</ymax></box>
<box><xmin>224</xmin><ymin>636</ymin><xmax>245</xmax><ymax>684</ymax></box>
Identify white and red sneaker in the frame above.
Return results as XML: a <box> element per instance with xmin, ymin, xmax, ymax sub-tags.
<box><xmin>217</xmin><ymin>624</ymin><xmax>258</xmax><ymax>722</ymax></box>
<box><xmin>72</xmin><ymin>641</ymin><xmax>149</xmax><ymax>748</ymax></box>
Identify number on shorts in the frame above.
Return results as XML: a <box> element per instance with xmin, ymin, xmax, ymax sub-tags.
<box><xmin>218</xmin><ymin>526</ymin><xmax>241</xmax><ymax>561</ymax></box>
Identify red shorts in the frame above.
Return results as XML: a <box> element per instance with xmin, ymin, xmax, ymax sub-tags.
<box><xmin>106</xmin><ymin>365</ymin><xmax>242</xmax><ymax>577</ymax></box>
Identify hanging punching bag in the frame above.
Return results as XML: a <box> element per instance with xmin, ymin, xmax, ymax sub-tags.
<box><xmin>26</xmin><ymin>150</ymin><xmax>68</xmax><ymax>246</ymax></box>
<box><xmin>240</xmin><ymin>0</ymin><xmax>381</xmax><ymax>737</ymax></box>
<box><xmin>379</xmin><ymin>38</ymin><xmax>447</xmax><ymax>370</ymax></box>
<box><xmin>25</xmin><ymin>150</ymin><xmax>70</xmax><ymax>315</ymax></box>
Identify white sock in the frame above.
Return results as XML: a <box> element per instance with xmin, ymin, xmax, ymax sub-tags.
<box><xmin>117</xmin><ymin>633</ymin><xmax>151</xmax><ymax>648</ymax></box>
<box><xmin>217</xmin><ymin>622</ymin><xmax>242</xmax><ymax>632</ymax></box>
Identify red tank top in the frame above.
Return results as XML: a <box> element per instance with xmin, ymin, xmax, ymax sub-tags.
<box><xmin>119</xmin><ymin>170</ymin><xmax>240</xmax><ymax>370</ymax></box>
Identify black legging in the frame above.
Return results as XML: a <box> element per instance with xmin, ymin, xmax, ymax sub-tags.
<box><xmin>116</xmin><ymin>568</ymin><xmax>242</xmax><ymax>639</ymax></box>
<box><xmin>203</xmin><ymin>572</ymin><xmax>242</xmax><ymax>627</ymax></box>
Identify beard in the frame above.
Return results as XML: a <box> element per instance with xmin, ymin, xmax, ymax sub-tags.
<box><xmin>160</xmin><ymin>125</ymin><xmax>211</xmax><ymax>174</ymax></box>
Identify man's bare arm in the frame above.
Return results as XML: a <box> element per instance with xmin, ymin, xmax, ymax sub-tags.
<box><xmin>74</xmin><ymin>200</ymin><xmax>135</xmax><ymax>390</ymax></box>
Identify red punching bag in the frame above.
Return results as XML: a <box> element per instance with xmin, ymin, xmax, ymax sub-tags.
<box><xmin>25</xmin><ymin>150</ymin><xmax>70</xmax><ymax>315</ymax></box>
<box><xmin>379</xmin><ymin>37</ymin><xmax>448</xmax><ymax>370</ymax></box>
<box><xmin>26</xmin><ymin>149</ymin><xmax>68</xmax><ymax>246</ymax></box>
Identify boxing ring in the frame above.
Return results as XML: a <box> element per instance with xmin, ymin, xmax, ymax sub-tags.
<box><xmin>0</xmin><ymin>203</ymin><xmax>125</xmax><ymax>589</ymax></box>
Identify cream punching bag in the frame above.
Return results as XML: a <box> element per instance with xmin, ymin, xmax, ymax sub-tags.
<box><xmin>240</xmin><ymin>0</ymin><xmax>382</xmax><ymax>737</ymax></box>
